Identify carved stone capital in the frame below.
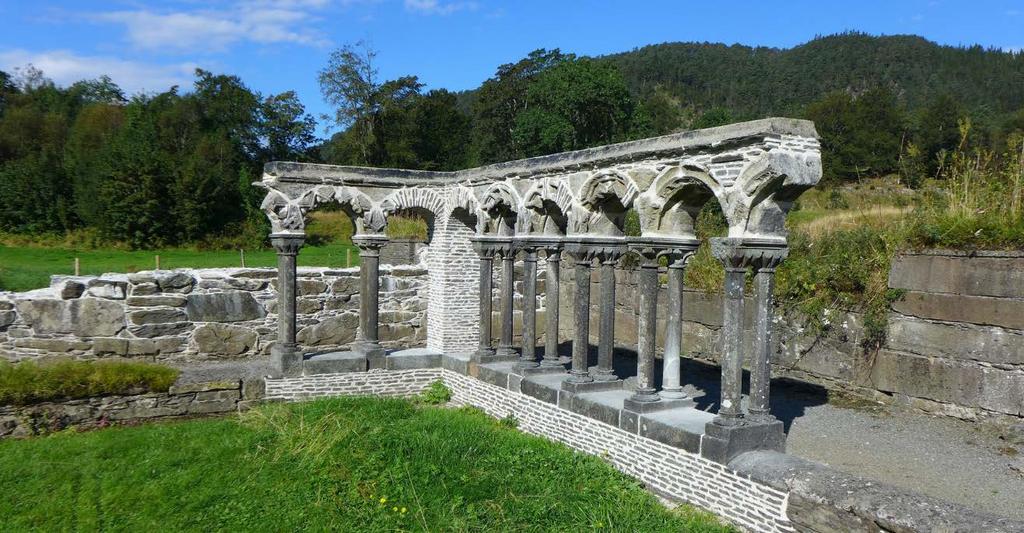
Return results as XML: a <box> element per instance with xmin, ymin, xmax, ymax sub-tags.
<box><xmin>270</xmin><ymin>233</ymin><xmax>305</xmax><ymax>256</ymax></box>
<box><xmin>352</xmin><ymin>233</ymin><xmax>389</xmax><ymax>257</ymax></box>
<box><xmin>628</xmin><ymin>237</ymin><xmax>700</xmax><ymax>269</ymax></box>
<box><xmin>710</xmin><ymin>237</ymin><xmax>788</xmax><ymax>272</ymax></box>
<box><xmin>470</xmin><ymin>236</ymin><xmax>499</xmax><ymax>258</ymax></box>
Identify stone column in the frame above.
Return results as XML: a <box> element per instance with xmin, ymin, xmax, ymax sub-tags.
<box><xmin>567</xmin><ymin>245</ymin><xmax>593</xmax><ymax>383</ymax></box>
<box><xmin>517</xmin><ymin>243</ymin><xmax>539</xmax><ymax>369</ymax></box>
<box><xmin>270</xmin><ymin>233</ymin><xmax>304</xmax><ymax>377</ymax></box>
<box><xmin>541</xmin><ymin>243</ymin><xmax>562</xmax><ymax>367</ymax></box>
<box><xmin>352</xmin><ymin>234</ymin><xmax>388</xmax><ymax>369</ymax></box>
<box><xmin>471</xmin><ymin>238</ymin><xmax>496</xmax><ymax>361</ymax></box>
<box><xmin>594</xmin><ymin>246</ymin><xmax>625</xmax><ymax>382</ymax></box>
<box><xmin>749</xmin><ymin>246</ymin><xmax>787</xmax><ymax>422</ymax></box>
<box><xmin>711</xmin><ymin>238</ymin><xmax>747</xmax><ymax>426</ymax></box>
<box><xmin>661</xmin><ymin>250</ymin><xmax>694</xmax><ymax>399</ymax></box>
<box><xmin>495</xmin><ymin>239</ymin><xmax>517</xmax><ymax>359</ymax></box>
<box><xmin>630</xmin><ymin>244</ymin><xmax>660</xmax><ymax>402</ymax></box>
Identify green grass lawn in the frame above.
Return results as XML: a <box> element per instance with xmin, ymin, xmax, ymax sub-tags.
<box><xmin>0</xmin><ymin>243</ymin><xmax>359</xmax><ymax>292</ymax></box>
<box><xmin>0</xmin><ymin>396</ymin><xmax>732</xmax><ymax>532</ymax></box>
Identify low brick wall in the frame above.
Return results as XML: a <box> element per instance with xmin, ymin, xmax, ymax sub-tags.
<box><xmin>0</xmin><ymin>265</ymin><xmax>429</xmax><ymax>363</ymax></box>
<box><xmin>0</xmin><ymin>379</ymin><xmax>260</xmax><ymax>438</ymax></box>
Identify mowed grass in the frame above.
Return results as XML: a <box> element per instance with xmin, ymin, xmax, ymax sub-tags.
<box><xmin>0</xmin><ymin>243</ymin><xmax>360</xmax><ymax>292</ymax></box>
<box><xmin>0</xmin><ymin>396</ymin><xmax>733</xmax><ymax>532</ymax></box>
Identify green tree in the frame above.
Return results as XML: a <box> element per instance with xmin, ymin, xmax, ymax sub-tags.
<box><xmin>512</xmin><ymin>58</ymin><xmax>641</xmax><ymax>157</ymax></box>
<box><xmin>259</xmin><ymin>91</ymin><xmax>317</xmax><ymax>162</ymax></box>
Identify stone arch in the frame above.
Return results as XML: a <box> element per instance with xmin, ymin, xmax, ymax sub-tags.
<box><xmin>480</xmin><ymin>181</ymin><xmax>520</xmax><ymax>236</ymax></box>
<box><xmin>635</xmin><ymin>164</ymin><xmax>722</xmax><ymax>239</ymax></box>
<box><xmin>520</xmin><ymin>181</ymin><xmax>569</xmax><ymax>235</ymax></box>
<box><xmin>380</xmin><ymin>187</ymin><xmax>446</xmax><ymax>242</ymax></box>
<box><xmin>575</xmin><ymin>170</ymin><xmax>640</xmax><ymax>236</ymax></box>
<box><xmin>731</xmin><ymin>150</ymin><xmax>821</xmax><ymax>239</ymax></box>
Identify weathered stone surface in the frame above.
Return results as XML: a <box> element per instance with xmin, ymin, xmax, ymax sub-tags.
<box><xmin>272</xmin><ymin>278</ymin><xmax>327</xmax><ymax>296</ymax></box>
<box><xmin>127</xmin><ymin>337</ymin><xmax>185</xmax><ymax>355</ymax></box>
<box><xmin>86</xmin><ymin>280</ymin><xmax>127</xmax><ymax>300</ymax></box>
<box><xmin>15</xmin><ymin>298</ymin><xmax>125</xmax><ymax>336</ymax></box>
<box><xmin>893</xmin><ymin>290</ymin><xmax>1024</xmax><ymax>330</ymax></box>
<box><xmin>185</xmin><ymin>292</ymin><xmax>265</xmax><ymax>322</ymax></box>
<box><xmin>331</xmin><ymin>277</ymin><xmax>360</xmax><ymax>295</ymax></box>
<box><xmin>130</xmin><ymin>282</ymin><xmax>160</xmax><ymax>296</ymax></box>
<box><xmin>126</xmin><ymin>295</ymin><xmax>187</xmax><ymax>307</ymax></box>
<box><xmin>129</xmin><ymin>308</ymin><xmax>188</xmax><ymax>325</ymax></box>
<box><xmin>887</xmin><ymin>314</ymin><xmax>1024</xmax><ymax>365</ymax></box>
<box><xmin>890</xmin><ymin>252</ymin><xmax>1024</xmax><ymax>298</ymax></box>
<box><xmin>0</xmin><ymin>300</ymin><xmax>14</xmax><ymax>311</ymax></box>
<box><xmin>296</xmin><ymin>313</ymin><xmax>358</xmax><ymax>346</ymax></box>
<box><xmin>169</xmin><ymin>380</ymin><xmax>240</xmax><ymax>394</ymax></box>
<box><xmin>869</xmin><ymin>350</ymin><xmax>984</xmax><ymax>409</ymax></box>
<box><xmin>129</xmin><ymin>322</ymin><xmax>193</xmax><ymax>338</ymax></box>
<box><xmin>297</xmin><ymin>298</ymin><xmax>323</xmax><ymax>314</ymax></box>
<box><xmin>93</xmin><ymin>337</ymin><xmax>129</xmax><ymax>355</ymax></box>
<box><xmin>13</xmin><ymin>338</ymin><xmax>91</xmax><ymax>352</ymax></box>
<box><xmin>323</xmin><ymin>296</ymin><xmax>357</xmax><ymax>311</ymax></box>
<box><xmin>197</xmin><ymin>278</ymin><xmax>267</xmax><ymax>291</ymax></box>
<box><xmin>189</xmin><ymin>389</ymin><xmax>241</xmax><ymax>414</ymax></box>
<box><xmin>231</xmin><ymin>269</ymin><xmax>277</xmax><ymax>279</ymax></box>
<box><xmin>127</xmin><ymin>272</ymin><xmax>157</xmax><ymax>284</ymax></box>
<box><xmin>192</xmin><ymin>323</ymin><xmax>258</xmax><ymax>356</ymax></box>
<box><xmin>155</xmin><ymin>271</ymin><xmax>195</xmax><ymax>293</ymax></box>
<box><xmin>0</xmin><ymin>310</ymin><xmax>15</xmax><ymax>328</ymax></box>
<box><xmin>380</xmin><ymin>323</ymin><xmax>415</xmax><ymax>342</ymax></box>
<box><xmin>58</xmin><ymin>280</ymin><xmax>86</xmax><ymax>299</ymax></box>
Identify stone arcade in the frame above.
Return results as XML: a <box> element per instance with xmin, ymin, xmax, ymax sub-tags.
<box><xmin>260</xmin><ymin>118</ymin><xmax>822</xmax><ymax>466</ymax></box>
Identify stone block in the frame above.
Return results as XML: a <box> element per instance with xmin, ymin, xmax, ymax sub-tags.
<box><xmin>15</xmin><ymin>298</ymin><xmax>125</xmax><ymax>337</ymax></box>
<box><xmin>868</xmin><ymin>350</ymin><xmax>983</xmax><ymax>408</ymax></box>
<box><xmin>86</xmin><ymin>280</ymin><xmax>127</xmax><ymax>300</ymax></box>
<box><xmin>385</xmin><ymin>348</ymin><xmax>441</xmax><ymax>370</ymax></box>
<box><xmin>192</xmin><ymin>323</ymin><xmax>259</xmax><ymax>356</ymax></box>
<box><xmin>126</xmin><ymin>295</ymin><xmax>187</xmax><ymax>307</ymax></box>
<box><xmin>700</xmin><ymin>419</ymin><xmax>785</xmax><ymax>464</ymax></box>
<box><xmin>129</xmin><ymin>322</ymin><xmax>194</xmax><ymax>339</ymax></box>
<box><xmin>979</xmin><ymin>368</ymin><xmax>1024</xmax><ymax>416</ymax></box>
<box><xmin>886</xmin><ymin>315</ymin><xmax>1024</xmax><ymax>365</ymax></box>
<box><xmin>893</xmin><ymin>291</ymin><xmax>1024</xmax><ymax>331</ymax></box>
<box><xmin>127</xmin><ymin>337</ymin><xmax>186</xmax><ymax>355</ymax></box>
<box><xmin>380</xmin><ymin>323</ymin><xmax>415</xmax><ymax>342</ymax></box>
<box><xmin>198</xmin><ymin>278</ymin><xmax>267</xmax><ymax>291</ymax></box>
<box><xmin>169</xmin><ymin>380</ymin><xmax>240</xmax><ymax>394</ymax></box>
<box><xmin>331</xmin><ymin>277</ymin><xmax>360</xmax><ymax>296</ymax></box>
<box><xmin>296</xmin><ymin>298</ymin><xmax>323</xmax><ymax>314</ymax></box>
<box><xmin>130</xmin><ymin>282</ymin><xmax>160</xmax><ymax>296</ymax></box>
<box><xmin>0</xmin><ymin>310</ymin><xmax>15</xmax><ymax>329</ymax></box>
<box><xmin>185</xmin><ymin>292</ymin><xmax>265</xmax><ymax>322</ymax></box>
<box><xmin>58</xmin><ymin>280</ymin><xmax>86</xmax><ymax>299</ymax></box>
<box><xmin>271</xmin><ymin>278</ymin><xmax>327</xmax><ymax>296</ymax></box>
<box><xmin>93</xmin><ymin>337</ymin><xmax>129</xmax><ymax>356</ymax></box>
<box><xmin>155</xmin><ymin>271</ymin><xmax>195</xmax><ymax>293</ymax></box>
<box><xmin>890</xmin><ymin>253</ymin><xmax>1024</xmax><ymax>298</ymax></box>
<box><xmin>242</xmin><ymin>379</ymin><xmax>265</xmax><ymax>400</ymax></box>
<box><xmin>296</xmin><ymin>313</ymin><xmax>358</xmax><ymax>346</ymax></box>
<box><xmin>13</xmin><ymin>338</ymin><xmax>91</xmax><ymax>352</ymax></box>
<box><xmin>129</xmin><ymin>308</ymin><xmax>188</xmax><ymax>325</ymax></box>
<box><xmin>303</xmin><ymin>351</ymin><xmax>367</xmax><ymax>374</ymax></box>
<box><xmin>127</xmin><ymin>272</ymin><xmax>157</xmax><ymax>284</ymax></box>
<box><xmin>232</xmin><ymin>269</ymin><xmax>277</xmax><ymax>279</ymax></box>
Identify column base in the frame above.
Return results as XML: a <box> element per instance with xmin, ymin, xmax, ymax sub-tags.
<box><xmin>472</xmin><ymin>348</ymin><xmax>517</xmax><ymax>364</ymax></box>
<box><xmin>628</xmin><ymin>388</ymin><xmax>661</xmax><ymax>404</ymax></box>
<box><xmin>660</xmin><ymin>387</ymin><xmax>688</xmax><ymax>399</ymax></box>
<box><xmin>591</xmin><ymin>370</ymin><xmax>619</xmax><ymax>382</ymax></box>
<box><xmin>495</xmin><ymin>345</ymin><xmax>517</xmax><ymax>358</ymax></box>
<box><xmin>354</xmin><ymin>341</ymin><xmax>386</xmax><ymax>370</ymax></box>
<box><xmin>270</xmin><ymin>343</ymin><xmax>303</xmax><ymax>378</ymax></box>
<box><xmin>623</xmin><ymin>396</ymin><xmax>694</xmax><ymax>414</ymax></box>
<box><xmin>561</xmin><ymin>378</ymin><xmax>621</xmax><ymax>393</ymax></box>
<box><xmin>521</xmin><ymin>364</ymin><xmax>567</xmax><ymax>376</ymax></box>
<box><xmin>700</xmin><ymin>418</ymin><xmax>786</xmax><ymax>465</ymax></box>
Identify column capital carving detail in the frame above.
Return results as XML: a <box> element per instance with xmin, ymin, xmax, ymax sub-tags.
<box><xmin>270</xmin><ymin>233</ymin><xmax>305</xmax><ymax>255</ymax></box>
<box><xmin>352</xmin><ymin>233</ymin><xmax>389</xmax><ymax>257</ymax></box>
<box><xmin>628</xmin><ymin>237</ymin><xmax>700</xmax><ymax>269</ymax></box>
<box><xmin>710</xmin><ymin>237</ymin><xmax>789</xmax><ymax>272</ymax></box>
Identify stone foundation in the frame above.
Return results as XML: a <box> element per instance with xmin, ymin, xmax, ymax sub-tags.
<box><xmin>0</xmin><ymin>266</ymin><xmax>429</xmax><ymax>363</ymax></box>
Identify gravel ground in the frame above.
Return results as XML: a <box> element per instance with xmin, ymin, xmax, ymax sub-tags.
<box><xmin>783</xmin><ymin>394</ymin><xmax>1024</xmax><ymax>520</ymax></box>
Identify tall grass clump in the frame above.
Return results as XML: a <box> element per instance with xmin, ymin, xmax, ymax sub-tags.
<box><xmin>0</xmin><ymin>359</ymin><xmax>179</xmax><ymax>406</ymax></box>
<box><xmin>907</xmin><ymin>121</ymin><xmax>1024</xmax><ymax>249</ymax></box>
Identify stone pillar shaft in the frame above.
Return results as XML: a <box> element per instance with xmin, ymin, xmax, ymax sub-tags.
<box><xmin>633</xmin><ymin>254</ymin><xmax>660</xmax><ymax>401</ymax></box>
<box><xmin>496</xmin><ymin>247</ymin><xmax>516</xmax><ymax>358</ymax></box>
<box><xmin>750</xmin><ymin>268</ymin><xmax>776</xmax><ymax>420</ymax></box>
<box><xmin>569</xmin><ymin>255</ymin><xmax>593</xmax><ymax>382</ymax></box>
<box><xmin>353</xmin><ymin>234</ymin><xmax>388</xmax><ymax>367</ymax></box>
<box><xmin>270</xmin><ymin>233</ymin><xmax>304</xmax><ymax>377</ymax></box>
<box><xmin>542</xmin><ymin>249</ymin><xmax>562</xmax><ymax>367</ymax></box>
<box><xmin>718</xmin><ymin>267</ymin><xmax>746</xmax><ymax>423</ymax></box>
<box><xmin>594</xmin><ymin>257</ymin><xmax>619</xmax><ymax>381</ymax></box>
<box><xmin>519</xmin><ymin>247</ymin><xmax>539</xmax><ymax>368</ymax></box>
<box><xmin>661</xmin><ymin>260</ymin><xmax>687</xmax><ymax>399</ymax></box>
<box><xmin>476</xmin><ymin>251</ymin><xmax>495</xmax><ymax>358</ymax></box>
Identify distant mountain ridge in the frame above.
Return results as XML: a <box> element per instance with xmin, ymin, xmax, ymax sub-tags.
<box><xmin>602</xmin><ymin>32</ymin><xmax>1024</xmax><ymax>119</ymax></box>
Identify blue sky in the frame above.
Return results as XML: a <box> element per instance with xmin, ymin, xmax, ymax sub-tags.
<box><xmin>0</xmin><ymin>0</ymin><xmax>1021</xmax><ymax>131</ymax></box>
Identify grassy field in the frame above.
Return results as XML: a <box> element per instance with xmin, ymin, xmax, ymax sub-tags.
<box><xmin>0</xmin><ymin>395</ymin><xmax>733</xmax><ymax>532</ymax></box>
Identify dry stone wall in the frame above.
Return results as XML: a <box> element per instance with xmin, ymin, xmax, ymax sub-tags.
<box><xmin>0</xmin><ymin>265</ymin><xmax>429</xmax><ymax>363</ymax></box>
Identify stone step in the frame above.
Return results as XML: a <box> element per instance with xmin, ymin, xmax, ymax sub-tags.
<box><xmin>303</xmin><ymin>351</ymin><xmax>367</xmax><ymax>375</ymax></box>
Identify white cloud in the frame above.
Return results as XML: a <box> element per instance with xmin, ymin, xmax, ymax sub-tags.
<box><xmin>0</xmin><ymin>49</ymin><xmax>197</xmax><ymax>95</ymax></box>
<box><xmin>94</xmin><ymin>1</ymin><xmax>333</xmax><ymax>53</ymax></box>
<box><xmin>404</xmin><ymin>0</ymin><xmax>477</xmax><ymax>15</ymax></box>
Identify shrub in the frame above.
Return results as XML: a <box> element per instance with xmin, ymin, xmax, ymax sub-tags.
<box><xmin>416</xmin><ymin>379</ymin><xmax>452</xmax><ymax>405</ymax></box>
<box><xmin>0</xmin><ymin>358</ymin><xmax>179</xmax><ymax>406</ymax></box>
